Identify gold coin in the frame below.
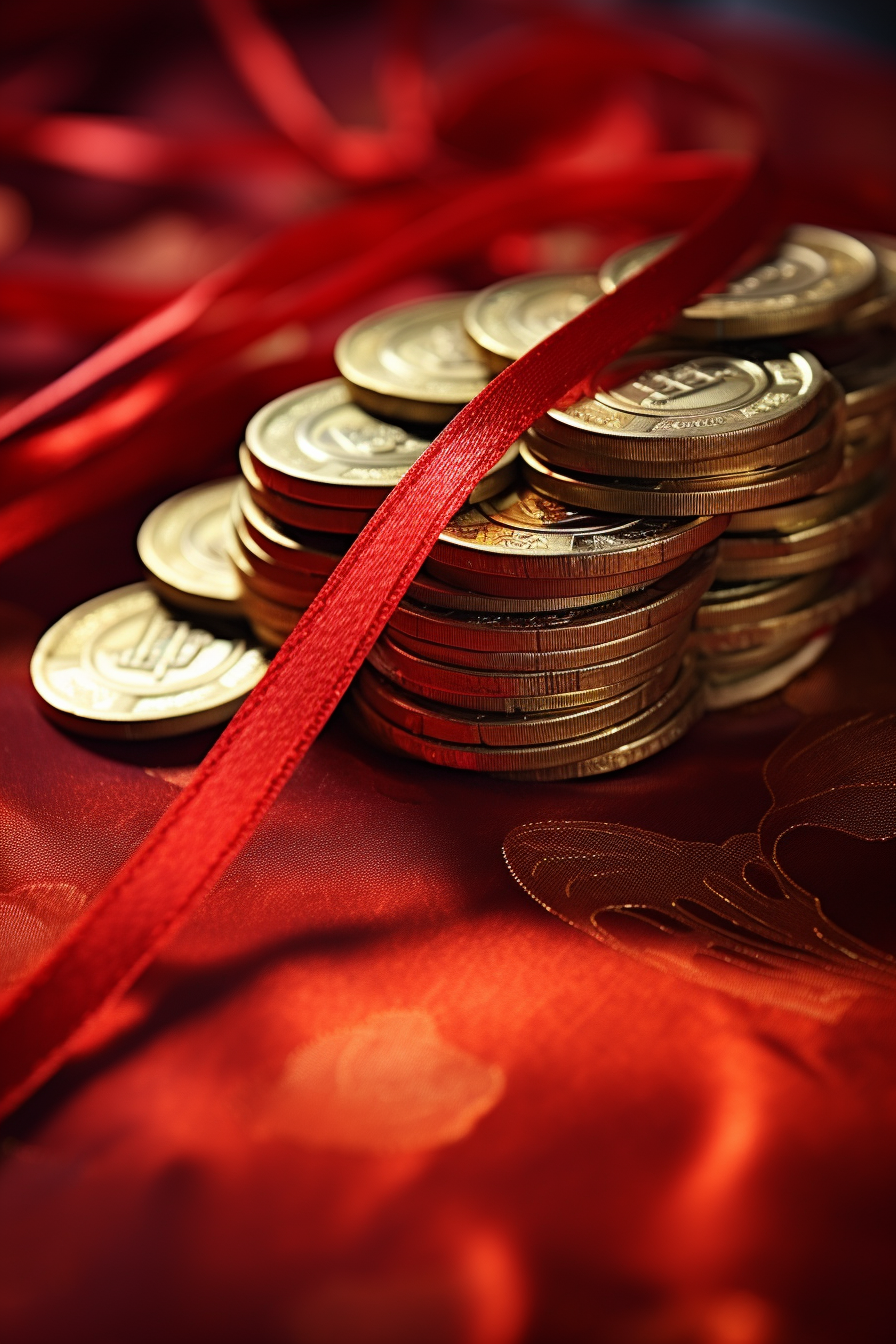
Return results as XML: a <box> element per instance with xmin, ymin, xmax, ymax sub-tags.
<box><xmin>30</xmin><ymin>583</ymin><xmax>269</xmax><ymax>739</ymax></box>
<box><xmin>136</xmin><ymin>479</ymin><xmax>242</xmax><ymax>615</ymax></box>
<box><xmin>350</xmin><ymin>657</ymin><xmax>698</xmax><ymax>774</ymax></box>
<box><xmin>824</xmin><ymin>232</ymin><xmax>896</xmax><ymax>334</ymax></box>
<box><xmin>525</xmin><ymin>382</ymin><xmax>842</xmax><ymax>480</ymax></box>
<box><xmin>462</xmin><ymin>272</ymin><xmax>605</xmax><ymax>372</ymax></box>
<box><xmin>692</xmin><ymin>551</ymin><xmax>892</xmax><ymax>654</ymax></box>
<box><xmin>521</xmin><ymin>436</ymin><xmax>841</xmax><ymax>517</ymax></box>
<box><xmin>390</xmin><ymin>605</ymin><xmax>693</xmax><ymax>673</ymax></box>
<box><xmin>704</xmin><ymin>632</ymin><xmax>833</xmax><ymax>709</ymax></box>
<box><xmin>496</xmin><ymin>679</ymin><xmax>705</xmax><ymax>780</ymax></box>
<box><xmin>227</xmin><ymin>519</ymin><xmax>328</xmax><ymax>604</ymax></box>
<box><xmin>235</xmin><ymin>482</ymin><xmax>346</xmax><ymax>575</ymax></box>
<box><xmin>425</xmin><ymin>553</ymin><xmax>690</xmax><ymax>599</ymax></box>
<box><xmin>807</xmin><ymin>328</ymin><xmax>896</xmax><ymax>416</ymax></box>
<box><xmin>717</xmin><ymin>470</ymin><xmax>894</xmax><ymax>559</ymax></box>
<box><xmin>536</xmin><ymin>348</ymin><xmax>826</xmax><ymax>458</ymax></box>
<box><xmin>599</xmin><ymin>226</ymin><xmax>877</xmax><ymax>337</ymax></box>
<box><xmin>694</xmin><ymin>571</ymin><xmax>831</xmax><ymax>629</ymax></box>
<box><xmin>369</xmin><ymin>626</ymin><xmax>687</xmax><ymax>700</ymax></box>
<box><xmin>392</xmin><ymin>546</ymin><xmax>715</xmax><ymax>652</ymax></box>
<box><xmin>334</xmin><ymin>294</ymin><xmax>490</xmax><ymax>422</ymax></box>
<box><xmin>723</xmin><ymin>474</ymin><xmax>874</xmax><ymax>534</ymax></box>
<box><xmin>240</xmin><ymin>586</ymin><xmax>304</xmax><ymax>635</ymax></box>
<box><xmin>239</xmin><ymin>445</ymin><xmax>375</xmax><ymax>534</ymax></box>
<box><xmin>244</xmin><ymin>378</ymin><xmax>519</xmax><ymax>502</ymax></box>
<box><xmin>816</xmin><ymin>423</ymin><xmax>892</xmax><ymax>494</ymax></box>
<box><xmin>249</xmin><ymin>620</ymin><xmax>287</xmax><ymax>649</ymax></box>
<box><xmin>433</xmin><ymin>483</ymin><xmax>728</xmax><ymax>576</ymax></box>
<box><xmin>354</xmin><ymin>655</ymin><xmax>684</xmax><ymax>748</ymax></box>
<box><xmin>406</xmin><ymin>568</ymin><xmax>642</xmax><ymax>613</ymax></box>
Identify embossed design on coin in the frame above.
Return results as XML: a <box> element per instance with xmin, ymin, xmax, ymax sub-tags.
<box><xmin>30</xmin><ymin>584</ymin><xmax>269</xmax><ymax>738</ymax></box>
<box><xmin>599</xmin><ymin>226</ymin><xmax>877</xmax><ymax>337</ymax></box>
<box><xmin>463</xmin><ymin>271</ymin><xmax>605</xmax><ymax>368</ymax></box>
<box><xmin>137</xmin><ymin>479</ymin><xmax>241</xmax><ymax>613</ymax></box>
<box><xmin>335</xmin><ymin>294</ymin><xmax>490</xmax><ymax>420</ymax></box>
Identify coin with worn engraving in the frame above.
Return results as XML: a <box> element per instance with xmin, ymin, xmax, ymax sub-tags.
<box><xmin>433</xmin><ymin>484</ymin><xmax>727</xmax><ymax>576</ymax></box>
<box><xmin>497</xmin><ymin>675</ymin><xmax>705</xmax><ymax>779</ymax></box>
<box><xmin>245</xmin><ymin>378</ymin><xmax>519</xmax><ymax>505</ymax></box>
<box><xmin>335</xmin><ymin>294</ymin><xmax>490</xmax><ymax>422</ymax></box>
<box><xmin>354</xmin><ymin>656</ymin><xmax>683</xmax><ymax>748</ymax></box>
<box><xmin>350</xmin><ymin>657</ymin><xmax>697</xmax><ymax>773</ymax></box>
<box><xmin>536</xmin><ymin>349</ymin><xmax>826</xmax><ymax>457</ymax></box>
<box><xmin>599</xmin><ymin>226</ymin><xmax>877</xmax><ymax>337</ymax></box>
<box><xmin>521</xmin><ymin>437</ymin><xmax>842</xmax><ymax>517</ymax></box>
<box><xmin>695</xmin><ymin>572</ymin><xmax>831</xmax><ymax>628</ymax></box>
<box><xmin>526</xmin><ymin>379</ymin><xmax>842</xmax><ymax>479</ymax></box>
<box><xmin>463</xmin><ymin>272</ymin><xmax>605</xmax><ymax>371</ymax></box>
<box><xmin>392</xmin><ymin>546</ymin><xmax>715</xmax><ymax>651</ymax></box>
<box><xmin>30</xmin><ymin>583</ymin><xmax>269</xmax><ymax>738</ymax></box>
<box><xmin>137</xmin><ymin>479</ymin><xmax>242</xmax><ymax>616</ymax></box>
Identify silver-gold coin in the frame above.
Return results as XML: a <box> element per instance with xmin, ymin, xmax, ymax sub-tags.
<box><xmin>335</xmin><ymin>294</ymin><xmax>490</xmax><ymax>422</ymax></box>
<box><xmin>599</xmin><ymin>226</ymin><xmax>877</xmax><ymax>338</ymax></box>
<box><xmin>137</xmin><ymin>479</ymin><xmax>242</xmax><ymax>616</ymax></box>
<box><xmin>463</xmin><ymin>272</ymin><xmax>605</xmax><ymax>371</ymax></box>
<box><xmin>536</xmin><ymin>348</ymin><xmax>826</xmax><ymax>457</ymax></box>
<box><xmin>30</xmin><ymin>583</ymin><xmax>269</xmax><ymax>739</ymax></box>
<box><xmin>245</xmin><ymin>378</ymin><xmax>519</xmax><ymax>505</ymax></box>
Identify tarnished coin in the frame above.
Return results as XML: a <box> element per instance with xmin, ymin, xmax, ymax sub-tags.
<box><xmin>334</xmin><ymin>294</ymin><xmax>490</xmax><ymax>422</ymax></box>
<box><xmin>695</xmin><ymin>571</ymin><xmax>831</xmax><ymax>628</ymax></box>
<box><xmin>525</xmin><ymin>379</ymin><xmax>842</xmax><ymax>479</ymax></box>
<box><xmin>463</xmin><ymin>272</ymin><xmax>605</xmax><ymax>371</ymax></box>
<box><xmin>137</xmin><ymin>479</ymin><xmax>242</xmax><ymax>616</ymax></box>
<box><xmin>369</xmin><ymin>626</ymin><xmax>687</xmax><ymax>700</ymax></box>
<box><xmin>30</xmin><ymin>583</ymin><xmax>269</xmax><ymax>739</ymax></box>
<box><xmin>693</xmin><ymin>550</ymin><xmax>892</xmax><ymax>654</ymax></box>
<box><xmin>406</xmin><ymin>569</ymin><xmax>642</xmax><ymax>613</ymax></box>
<box><xmin>723</xmin><ymin>475</ymin><xmax>874</xmax><ymax>534</ymax></box>
<box><xmin>599</xmin><ymin>226</ymin><xmax>877</xmax><ymax>337</ymax></box>
<box><xmin>354</xmin><ymin>656</ymin><xmax>683</xmax><ymax>748</ymax></box>
<box><xmin>536</xmin><ymin>348</ymin><xmax>826</xmax><ymax>457</ymax></box>
<box><xmin>497</xmin><ymin>677</ymin><xmax>705</xmax><ymax>780</ymax></box>
<box><xmin>235</xmin><ymin>482</ymin><xmax>346</xmax><ymax>575</ymax></box>
<box><xmin>425</xmin><ymin>553</ymin><xmax>689</xmax><ymax>599</ymax></box>
<box><xmin>245</xmin><ymin>378</ymin><xmax>519</xmax><ymax>505</ymax></box>
<box><xmin>350</xmin><ymin>657</ymin><xmax>698</xmax><ymax>774</ymax></box>
<box><xmin>705</xmin><ymin>633</ymin><xmax>832</xmax><ymax>709</ymax></box>
<box><xmin>390</xmin><ymin>607</ymin><xmax>693</xmax><ymax>673</ymax></box>
<box><xmin>392</xmin><ymin>546</ymin><xmax>716</xmax><ymax>651</ymax></box>
<box><xmin>521</xmin><ymin>436</ymin><xmax>842</xmax><ymax>517</ymax></box>
<box><xmin>806</xmin><ymin>327</ymin><xmax>896</xmax><ymax>416</ymax></box>
<box><xmin>433</xmin><ymin>483</ymin><xmax>728</xmax><ymax>576</ymax></box>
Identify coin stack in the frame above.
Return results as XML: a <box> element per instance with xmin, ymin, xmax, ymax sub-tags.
<box><xmin>327</xmin><ymin>297</ymin><xmax>724</xmax><ymax>777</ymax></box>
<box><xmin>590</xmin><ymin>225</ymin><xmax>896</xmax><ymax>705</ymax></box>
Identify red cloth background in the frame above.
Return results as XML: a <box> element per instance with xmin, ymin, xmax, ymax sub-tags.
<box><xmin>0</xmin><ymin>4</ymin><xmax>894</xmax><ymax>1341</ymax></box>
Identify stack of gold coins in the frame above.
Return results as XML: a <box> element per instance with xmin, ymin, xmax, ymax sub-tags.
<box><xmin>591</xmin><ymin>226</ymin><xmax>896</xmax><ymax>703</ymax></box>
<box><xmin>228</xmin><ymin>297</ymin><xmax>518</xmax><ymax>646</ymax></box>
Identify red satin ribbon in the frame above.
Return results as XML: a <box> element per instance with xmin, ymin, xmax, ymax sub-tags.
<box><xmin>0</xmin><ymin>154</ymin><xmax>773</xmax><ymax>1120</ymax></box>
